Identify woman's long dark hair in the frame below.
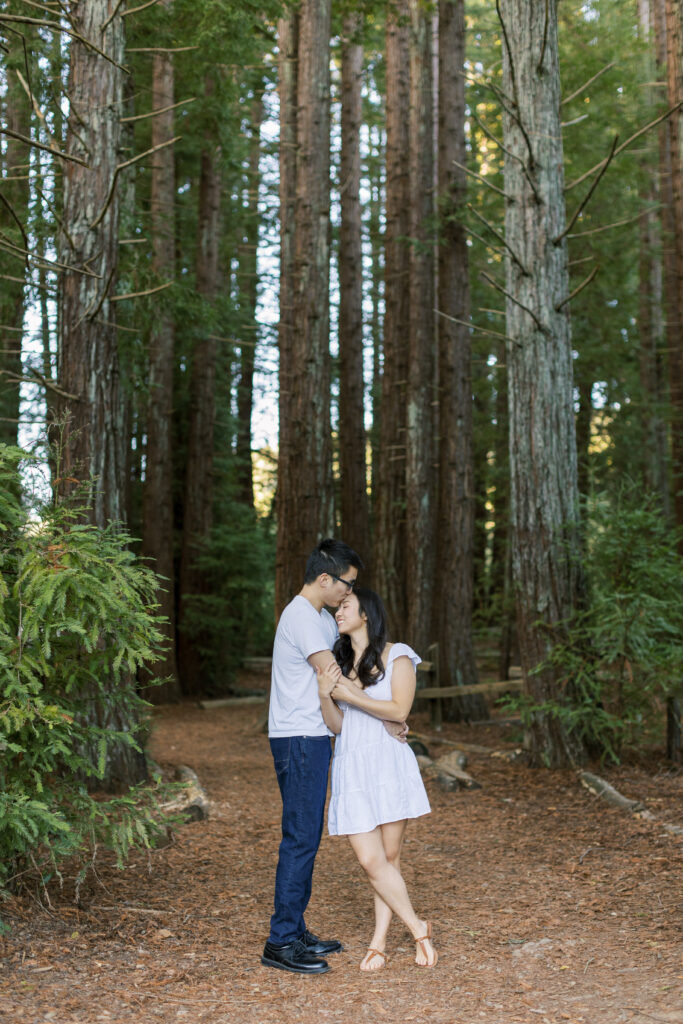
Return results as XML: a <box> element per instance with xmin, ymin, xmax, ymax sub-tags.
<box><xmin>333</xmin><ymin>586</ymin><xmax>387</xmax><ymax>688</ymax></box>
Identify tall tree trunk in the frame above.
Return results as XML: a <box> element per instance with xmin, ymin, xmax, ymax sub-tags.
<box><xmin>662</xmin><ymin>0</ymin><xmax>683</xmax><ymax>543</ymax></box>
<box><xmin>575</xmin><ymin>372</ymin><xmax>592</xmax><ymax>502</ymax></box>
<box><xmin>141</xmin><ymin>9</ymin><xmax>180</xmax><ymax>702</ymax></box>
<box><xmin>338</xmin><ymin>13</ymin><xmax>370</xmax><ymax>567</ymax></box>
<box><xmin>434</xmin><ymin>0</ymin><xmax>483</xmax><ymax>718</ymax></box>
<box><xmin>177</xmin><ymin>80</ymin><xmax>221</xmax><ymax>692</ymax></box>
<box><xmin>235</xmin><ymin>83</ymin><xmax>265</xmax><ymax>511</ymax></box>
<box><xmin>0</xmin><ymin>17</ymin><xmax>30</xmax><ymax>450</ymax></box>
<box><xmin>368</xmin><ymin>127</ymin><xmax>384</xmax><ymax>522</ymax></box>
<box><xmin>498</xmin><ymin>0</ymin><xmax>587</xmax><ymax>767</ymax></box>
<box><xmin>58</xmin><ymin>0</ymin><xmax>145</xmax><ymax>789</ymax></box>
<box><xmin>375</xmin><ymin>2</ymin><xmax>410</xmax><ymax>635</ymax></box>
<box><xmin>405</xmin><ymin>0</ymin><xmax>435</xmax><ymax>654</ymax></box>
<box><xmin>637</xmin><ymin>0</ymin><xmax>670</xmax><ymax>512</ymax></box>
<box><xmin>275</xmin><ymin>0</ymin><xmax>333</xmax><ymax>615</ymax></box>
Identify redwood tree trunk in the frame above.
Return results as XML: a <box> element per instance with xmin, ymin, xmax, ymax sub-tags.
<box><xmin>58</xmin><ymin>0</ymin><xmax>126</xmax><ymax>526</ymax></box>
<box><xmin>374</xmin><ymin>2</ymin><xmax>410</xmax><ymax>635</ymax></box>
<box><xmin>338</xmin><ymin>13</ymin><xmax>370</xmax><ymax>567</ymax></box>
<box><xmin>0</xmin><ymin>15</ymin><xmax>30</xmax><ymax>450</ymax></box>
<box><xmin>142</xmin><ymin>13</ymin><xmax>180</xmax><ymax>702</ymax></box>
<box><xmin>662</xmin><ymin>0</ymin><xmax>683</xmax><ymax>543</ymax></box>
<box><xmin>637</xmin><ymin>0</ymin><xmax>671</xmax><ymax>512</ymax></box>
<box><xmin>434</xmin><ymin>0</ymin><xmax>483</xmax><ymax>719</ymax></box>
<box><xmin>58</xmin><ymin>0</ymin><xmax>145</xmax><ymax>789</ymax></box>
<box><xmin>177</xmin><ymin>83</ymin><xmax>221</xmax><ymax>692</ymax></box>
<box><xmin>235</xmin><ymin>83</ymin><xmax>265</xmax><ymax>511</ymax></box>
<box><xmin>405</xmin><ymin>0</ymin><xmax>435</xmax><ymax>654</ymax></box>
<box><xmin>499</xmin><ymin>0</ymin><xmax>586</xmax><ymax>767</ymax></box>
<box><xmin>275</xmin><ymin>0</ymin><xmax>333</xmax><ymax>615</ymax></box>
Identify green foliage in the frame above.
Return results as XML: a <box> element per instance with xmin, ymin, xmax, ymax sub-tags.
<box><xmin>180</xmin><ymin>450</ymin><xmax>276</xmax><ymax>693</ymax></box>
<box><xmin>503</xmin><ymin>489</ymin><xmax>683</xmax><ymax>762</ymax></box>
<box><xmin>0</xmin><ymin>445</ymin><xmax>172</xmax><ymax>898</ymax></box>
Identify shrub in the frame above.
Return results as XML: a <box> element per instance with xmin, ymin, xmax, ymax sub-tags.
<box><xmin>0</xmin><ymin>444</ymin><xmax>171</xmax><ymax>898</ymax></box>
<box><xmin>505</xmin><ymin>487</ymin><xmax>683</xmax><ymax>762</ymax></box>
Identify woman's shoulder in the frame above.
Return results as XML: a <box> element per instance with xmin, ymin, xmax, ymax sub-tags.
<box><xmin>384</xmin><ymin>641</ymin><xmax>421</xmax><ymax>666</ymax></box>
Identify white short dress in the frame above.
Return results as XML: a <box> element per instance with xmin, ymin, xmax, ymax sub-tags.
<box><xmin>327</xmin><ymin>642</ymin><xmax>431</xmax><ymax>836</ymax></box>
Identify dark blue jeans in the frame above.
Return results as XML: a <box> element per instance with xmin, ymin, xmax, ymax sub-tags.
<box><xmin>268</xmin><ymin>735</ymin><xmax>332</xmax><ymax>945</ymax></box>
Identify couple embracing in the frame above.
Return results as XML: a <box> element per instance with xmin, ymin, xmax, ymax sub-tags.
<box><xmin>261</xmin><ymin>538</ymin><xmax>438</xmax><ymax>975</ymax></box>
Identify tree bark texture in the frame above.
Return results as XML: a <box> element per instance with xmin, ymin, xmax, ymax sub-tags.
<box><xmin>338</xmin><ymin>13</ymin><xmax>370</xmax><ymax>569</ymax></box>
<box><xmin>498</xmin><ymin>0</ymin><xmax>586</xmax><ymax>767</ymax></box>
<box><xmin>405</xmin><ymin>0</ymin><xmax>436</xmax><ymax>655</ymax></box>
<box><xmin>142</xmin><ymin>5</ymin><xmax>180</xmax><ymax>702</ymax></box>
<box><xmin>636</xmin><ymin>0</ymin><xmax>670</xmax><ymax>512</ymax></box>
<box><xmin>57</xmin><ymin>0</ymin><xmax>146</xmax><ymax>789</ymax></box>
<box><xmin>276</xmin><ymin>0</ymin><xmax>333</xmax><ymax>616</ymax></box>
<box><xmin>235</xmin><ymin>84</ymin><xmax>265</xmax><ymax>510</ymax></box>
<box><xmin>57</xmin><ymin>0</ymin><xmax>126</xmax><ymax>527</ymax></box>
<box><xmin>375</xmin><ymin>2</ymin><xmax>410</xmax><ymax>635</ymax></box>
<box><xmin>178</xmin><ymin>80</ymin><xmax>221</xmax><ymax>692</ymax></box>
<box><xmin>0</xmin><ymin>11</ymin><xmax>30</xmax><ymax>450</ymax></box>
<box><xmin>275</xmin><ymin>10</ymin><xmax>298</xmax><ymax>615</ymax></box>
<box><xmin>662</xmin><ymin>0</ymin><xmax>683</xmax><ymax>543</ymax></box>
<box><xmin>434</xmin><ymin>0</ymin><xmax>483</xmax><ymax>718</ymax></box>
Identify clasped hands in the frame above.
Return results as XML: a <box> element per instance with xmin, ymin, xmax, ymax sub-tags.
<box><xmin>316</xmin><ymin>661</ymin><xmax>409</xmax><ymax>742</ymax></box>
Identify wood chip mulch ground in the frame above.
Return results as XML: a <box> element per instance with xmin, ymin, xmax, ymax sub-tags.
<box><xmin>1</xmin><ymin>681</ymin><xmax>682</xmax><ymax>1024</ymax></box>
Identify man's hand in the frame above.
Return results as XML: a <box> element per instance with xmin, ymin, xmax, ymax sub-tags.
<box><xmin>382</xmin><ymin>719</ymin><xmax>409</xmax><ymax>743</ymax></box>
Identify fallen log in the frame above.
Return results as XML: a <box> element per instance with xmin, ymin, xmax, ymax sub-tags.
<box><xmin>160</xmin><ymin>765</ymin><xmax>210</xmax><ymax>822</ymax></box>
<box><xmin>579</xmin><ymin>771</ymin><xmax>643</xmax><ymax>812</ymax></box>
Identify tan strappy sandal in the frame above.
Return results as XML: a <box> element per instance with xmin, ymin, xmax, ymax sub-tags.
<box><xmin>414</xmin><ymin>922</ymin><xmax>438</xmax><ymax>967</ymax></box>
<box><xmin>360</xmin><ymin>948</ymin><xmax>388</xmax><ymax>971</ymax></box>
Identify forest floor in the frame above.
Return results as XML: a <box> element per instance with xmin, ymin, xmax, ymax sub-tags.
<box><xmin>1</xmin><ymin>672</ymin><xmax>682</xmax><ymax>1024</ymax></box>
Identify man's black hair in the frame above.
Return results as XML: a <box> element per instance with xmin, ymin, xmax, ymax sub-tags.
<box><xmin>304</xmin><ymin>538</ymin><xmax>364</xmax><ymax>583</ymax></box>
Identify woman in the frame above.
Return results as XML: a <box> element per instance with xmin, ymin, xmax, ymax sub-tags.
<box><xmin>316</xmin><ymin>586</ymin><xmax>438</xmax><ymax>970</ymax></box>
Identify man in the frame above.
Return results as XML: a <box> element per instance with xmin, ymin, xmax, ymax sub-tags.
<box><xmin>261</xmin><ymin>538</ymin><xmax>362</xmax><ymax>975</ymax></box>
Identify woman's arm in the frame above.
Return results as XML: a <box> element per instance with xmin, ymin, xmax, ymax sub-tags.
<box><xmin>330</xmin><ymin>656</ymin><xmax>416</xmax><ymax>723</ymax></box>
<box><xmin>316</xmin><ymin>664</ymin><xmax>344</xmax><ymax>734</ymax></box>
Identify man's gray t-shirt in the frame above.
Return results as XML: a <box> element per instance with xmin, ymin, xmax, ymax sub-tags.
<box><xmin>268</xmin><ymin>594</ymin><xmax>338</xmax><ymax>738</ymax></box>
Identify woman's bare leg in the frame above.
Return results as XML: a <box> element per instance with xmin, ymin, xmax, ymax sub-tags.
<box><xmin>349</xmin><ymin>824</ymin><xmax>436</xmax><ymax>967</ymax></box>
<box><xmin>358</xmin><ymin>820</ymin><xmax>406</xmax><ymax>970</ymax></box>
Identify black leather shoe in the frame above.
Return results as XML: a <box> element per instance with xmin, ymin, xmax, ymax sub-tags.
<box><xmin>299</xmin><ymin>929</ymin><xmax>343</xmax><ymax>955</ymax></box>
<box><xmin>261</xmin><ymin>939</ymin><xmax>330</xmax><ymax>975</ymax></box>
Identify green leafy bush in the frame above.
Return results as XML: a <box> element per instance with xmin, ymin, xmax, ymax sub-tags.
<box><xmin>0</xmin><ymin>444</ymin><xmax>171</xmax><ymax>897</ymax></box>
<box><xmin>505</xmin><ymin>488</ymin><xmax>683</xmax><ymax>762</ymax></box>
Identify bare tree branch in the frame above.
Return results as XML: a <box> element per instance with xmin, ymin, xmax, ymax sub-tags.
<box><xmin>555</xmin><ymin>134</ymin><xmax>619</xmax><ymax>244</ymax></box>
<box><xmin>495</xmin><ymin>0</ymin><xmax>536</xmax><ymax>170</ymax></box>
<box><xmin>452</xmin><ymin>158</ymin><xmax>509</xmax><ymax>198</ymax></box>
<box><xmin>0</xmin><ymin>192</ymin><xmax>29</xmax><ymax>251</ymax></box>
<box><xmin>0</xmin><ymin>14</ymin><xmax>129</xmax><ymax>73</ymax></box>
<box><xmin>566</xmin><ymin>100</ymin><xmax>683</xmax><ymax>192</ymax></box>
<box><xmin>101</xmin><ymin>0</ymin><xmax>126</xmax><ymax>33</ymax></box>
<box><xmin>122</xmin><ymin>0</ymin><xmax>163</xmax><ymax>17</ymax></box>
<box><xmin>109</xmin><ymin>281</ymin><xmax>173</xmax><ymax>302</ymax></box>
<box><xmin>127</xmin><ymin>46</ymin><xmax>198</xmax><ymax>53</ymax></box>
<box><xmin>0</xmin><ymin>234</ymin><xmax>101</xmax><ymax>278</ymax></box>
<box><xmin>0</xmin><ymin>126</ymin><xmax>88</xmax><ymax>167</ymax></box>
<box><xmin>120</xmin><ymin>97</ymin><xmax>196</xmax><ymax>123</ymax></box>
<box><xmin>561</xmin><ymin>62</ymin><xmax>616</xmax><ymax>107</ymax></box>
<box><xmin>537</xmin><ymin>0</ymin><xmax>549</xmax><ymax>75</ymax></box>
<box><xmin>568</xmin><ymin>208</ymin><xmax>658</xmax><ymax>238</ymax></box>
<box><xmin>435</xmin><ymin>308</ymin><xmax>514</xmax><ymax>343</ymax></box>
<box><xmin>471</xmin><ymin>113</ymin><xmax>541</xmax><ymax>203</ymax></box>
<box><xmin>468</xmin><ymin>203</ymin><xmax>529</xmax><ymax>275</ymax></box>
<box><xmin>89</xmin><ymin>136</ymin><xmax>181</xmax><ymax>229</ymax></box>
<box><xmin>481</xmin><ymin>270</ymin><xmax>545</xmax><ymax>332</ymax></box>
<box><xmin>555</xmin><ymin>266</ymin><xmax>599</xmax><ymax>311</ymax></box>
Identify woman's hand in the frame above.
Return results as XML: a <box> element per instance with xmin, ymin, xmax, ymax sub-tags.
<box><xmin>316</xmin><ymin>660</ymin><xmax>341</xmax><ymax>698</ymax></box>
<box><xmin>330</xmin><ymin>679</ymin><xmax>356</xmax><ymax>703</ymax></box>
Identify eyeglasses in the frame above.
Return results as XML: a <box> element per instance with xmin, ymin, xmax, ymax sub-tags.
<box><xmin>328</xmin><ymin>572</ymin><xmax>356</xmax><ymax>591</ymax></box>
